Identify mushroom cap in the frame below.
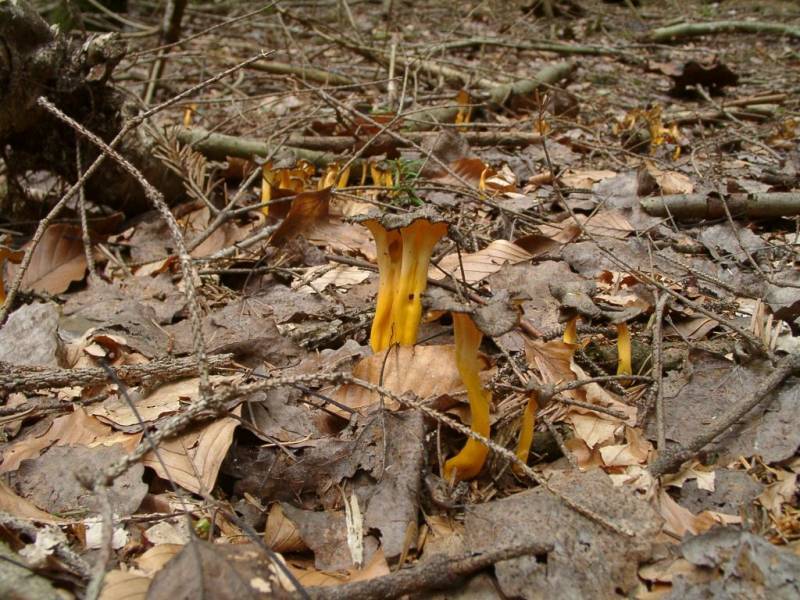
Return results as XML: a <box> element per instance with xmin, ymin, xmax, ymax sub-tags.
<box><xmin>351</xmin><ymin>206</ymin><xmax>448</xmax><ymax>231</ymax></box>
<box><xmin>549</xmin><ymin>280</ymin><xmax>602</xmax><ymax>322</ymax></box>
<box><xmin>424</xmin><ymin>288</ymin><xmax>519</xmax><ymax>337</ymax></box>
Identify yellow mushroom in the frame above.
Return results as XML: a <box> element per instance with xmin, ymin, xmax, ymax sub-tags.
<box><xmin>358</xmin><ymin>211</ymin><xmax>448</xmax><ymax>352</ymax></box>
<box><xmin>443</xmin><ymin>312</ymin><xmax>491</xmax><ymax>482</ymax></box>
<box><xmin>562</xmin><ymin>315</ymin><xmax>579</xmax><ymax>344</ymax></box>
<box><xmin>392</xmin><ymin>218</ymin><xmax>448</xmax><ymax>346</ymax></box>
<box><xmin>423</xmin><ymin>288</ymin><xmax>519</xmax><ymax>482</ymax></box>
<box><xmin>616</xmin><ymin>322</ymin><xmax>632</xmax><ymax>377</ymax></box>
<box><xmin>362</xmin><ymin>219</ymin><xmax>402</xmax><ymax>352</ymax></box>
<box><xmin>513</xmin><ymin>392</ymin><xmax>538</xmax><ymax>475</ymax></box>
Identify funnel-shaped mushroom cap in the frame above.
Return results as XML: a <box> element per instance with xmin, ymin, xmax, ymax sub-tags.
<box><xmin>424</xmin><ymin>288</ymin><xmax>520</xmax><ymax>338</ymax></box>
<box><xmin>356</xmin><ymin>208</ymin><xmax>449</xmax><ymax>351</ymax></box>
<box><xmin>549</xmin><ymin>280</ymin><xmax>601</xmax><ymax>323</ymax></box>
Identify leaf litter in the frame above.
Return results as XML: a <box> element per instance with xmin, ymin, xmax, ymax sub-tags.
<box><xmin>0</xmin><ymin>0</ymin><xmax>799</xmax><ymax>598</ymax></box>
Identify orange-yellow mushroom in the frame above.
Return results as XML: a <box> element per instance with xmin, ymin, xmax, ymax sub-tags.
<box><xmin>392</xmin><ymin>219</ymin><xmax>448</xmax><ymax>346</ymax></box>
<box><xmin>616</xmin><ymin>322</ymin><xmax>632</xmax><ymax>377</ymax></box>
<box><xmin>444</xmin><ymin>313</ymin><xmax>491</xmax><ymax>482</ymax></box>
<box><xmin>563</xmin><ymin>315</ymin><xmax>579</xmax><ymax>344</ymax></box>
<box><xmin>359</xmin><ymin>212</ymin><xmax>448</xmax><ymax>352</ymax></box>
<box><xmin>513</xmin><ymin>392</ymin><xmax>538</xmax><ymax>475</ymax></box>
<box><xmin>363</xmin><ymin>219</ymin><xmax>402</xmax><ymax>352</ymax></box>
<box><xmin>261</xmin><ymin>164</ymin><xmax>273</xmax><ymax>216</ymax></box>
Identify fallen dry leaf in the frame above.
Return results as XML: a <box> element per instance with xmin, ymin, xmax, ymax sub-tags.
<box><xmin>292</xmin><ymin>264</ymin><xmax>371</xmax><ymax>294</ymax></box>
<box><xmin>288</xmin><ymin>548</ymin><xmax>390</xmax><ymax>588</ymax></box>
<box><xmin>135</xmin><ymin>544</ymin><xmax>184</xmax><ymax>577</ymax></box>
<box><xmin>429</xmin><ymin>240</ymin><xmax>533</xmax><ymax>284</ymax></box>
<box><xmin>331</xmin><ymin>345</ymin><xmax>473</xmax><ymax>414</ymax></box>
<box><xmin>99</xmin><ymin>569</ymin><xmax>151</xmax><ymax>600</ymax></box>
<box><xmin>560</xmin><ymin>169</ymin><xmax>617</xmax><ymax>189</ymax></box>
<box><xmin>91</xmin><ymin>379</ymin><xmax>190</xmax><ymax>429</ymax></box>
<box><xmin>265</xmin><ymin>503</ymin><xmax>307</xmax><ymax>553</ymax></box>
<box><xmin>12</xmin><ymin>444</ymin><xmax>147</xmax><ymax>517</ymax></box>
<box><xmin>9</xmin><ymin>224</ymin><xmax>87</xmax><ymax>294</ymax></box>
<box><xmin>0</xmin><ymin>480</ymin><xmax>61</xmax><ymax>523</ymax></box>
<box><xmin>0</xmin><ymin>407</ymin><xmax>141</xmax><ymax>474</ymax></box>
<box><xmin>270</xmin><ymin>187</ymin><xmax>332</xmax><ymax>246</ymax></box>
<box><xmin>141</xmin><ymin>407</ymin><xmax>240</xmax><ymax>494</ymax></box>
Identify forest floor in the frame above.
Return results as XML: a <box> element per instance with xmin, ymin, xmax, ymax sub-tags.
<box><xmin>1</xmin><ymin>0</ymin><xmax>800</xmax><ymax>598</ymax></box>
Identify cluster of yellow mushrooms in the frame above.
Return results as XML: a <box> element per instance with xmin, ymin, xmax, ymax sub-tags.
<box><xmin>358</xmin><ymin>209</ymin><xmax>633</xmax><ymax>483</ymax></box>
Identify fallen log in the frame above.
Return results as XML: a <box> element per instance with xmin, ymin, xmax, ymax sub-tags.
<box><xmin>176</xmin><ymin>127</ymin><xmax>544</xmax><ymax>164</ymax></box>
<box><xmin>640</xmin><ymin>192</ymin><xmax>800</xmax><ymax>220</ymax></box>
<box><xmin>642</xmin><ymin>20</ymin><xmax>800</xmax><ymax>43</ymax></box>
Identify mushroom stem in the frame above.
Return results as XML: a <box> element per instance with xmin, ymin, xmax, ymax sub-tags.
<box><xmin>261</xmin><ymin>164</ymin><xmax>272</xmax><ymax>216</ymax></box>
<box><xmin>616</xmin><ymin>322</ymin><xmax>632</xmax><ymax>377</ymax></box>
<box><xmin>513</xmin><ymin>392</ymin><xmax>538</xmax><ymax>475</ymax></box>
<box><xmin>563</xmin><ymin>315</ymin><xmax>579</xmax><ymax>344</ymax></box>
<box><xmin>444</xmin><ymin>313</ymin><xmax>491</xmax><ymax>482</ymax></box>
<box><xmin>392</xmin><ymin>220</ymin><xmax>448</xmax><ymax>346</ymax></box>
<box><xmin>364</xmin><ymin>221</ymin><xmax>402</xmax><ymax>352</ymax></box>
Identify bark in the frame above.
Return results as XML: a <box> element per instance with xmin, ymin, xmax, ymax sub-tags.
<box><xmin>0</xmin><ymin>0</ymin><xmax>181</xmax><ymax>215</ymax></box>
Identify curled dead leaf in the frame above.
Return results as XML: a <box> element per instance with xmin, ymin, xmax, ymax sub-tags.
<box><xmin>8</xmin><ymin>224</ymin><xmax>87</xmax><ymax>294</ymax></box>
<box><xmin>265</xmin><ymin>503</ymin><xmax>307</xmax><ymax>553</ymax></box>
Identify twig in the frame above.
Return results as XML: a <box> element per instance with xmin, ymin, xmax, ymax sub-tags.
<box><xmin>248</xmin><ymin>60</ymin><xmax>355</xmax><ymax>86</ymax></box>
<box><xmin>143</xmin><ymin>0</ymin><xmax>189</xmax><ymax>105</ymax></box>
<box><xmin>176</xmin><ymin>127</ymin><xmax>544</xmax><ymax>161</ymax></box>
<box><xmin>0</xmin><ymin>354</ymin><xmax>234</xmax><ymax>394</ymax></box>
<box><xmin>75</xmin><ymin>138</ymin><xmax>98</xmax><ymax>280</ymax></box>
<box><xmin>649</xmin><ymin>353</ymin><xmax>800</xmax><ymax>477</ymax></box>
<box><xmin>642</xmin><ymin>20</ymin><xmax>800</xmax><ymax>43</ymax></box>
<box><xmin>303</xmin><ymin>542</ymin><xmax>551</xmax><ymax>600</ymax></box>
<box><xmin>37</xmin><ymin>97</ymin><xmax>212</xmax><ymax>398</ymax></box>
<box><xmin>386</xmin><ymin>33</ymin><xmax>399</xmax><ymax>110</ymax></box>
<box><xmin>0</xmin><ymin>513</ymin><xmax>90</xmax><ymax>578</ymax></box>
<box><xmin>131</xmin><ymin>3</ymin><xmax>279</xmax><ymax>58</ymax></box>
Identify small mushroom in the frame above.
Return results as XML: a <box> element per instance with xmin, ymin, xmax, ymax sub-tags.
<box><xmin>550</xmin><ymin>280</ymin><xmax>645</xmax><ymax>380</ymax></box>
<box><xmin>549</xmin><ymin>280</ymin><xmax>600</xmax><ymax>345</ymax></box>
<box><xmin>357</xmin><ymin>209</ymin><xmax>448</xmax><ymax>351</ymax></box>
<box><xmin>425</xmin><ymin>289</ymin><xmax>519</xmax><ymax>481</ymax></box>
<box><xmin>514</xmin><ymin>391</ymin><xmax>538</xmax><ymax>474</ymax></box>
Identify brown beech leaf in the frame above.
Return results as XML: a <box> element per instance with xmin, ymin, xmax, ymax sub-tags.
<box><xmin>265</xmin><ymin>503</ymin><xmax>307</xmax><ymax>553</ymax></box>
<box><xmin>0</xmin><ymin>244</ymin><xmax>23</xmax><ymax>303</ymax></box>
<box><xmin>270</xmin><ymin>187</ymin><xmax>332</xmax><ymax>246</ymax></box>
<box><xmin>142</xmin><ymin>406</ymin><xmax>240</xmax><ymax>494</ymax></box>
<box><xmin>100</xmin><ymin>569</ymin><xmax>151</xmax><ymax>600</ymax></box>
<box><xmin>12</xmin><ymin>224</ymin><xmax>87</xmax><ymax>294</ymax></box>
<box><xmin>147</xmin><ymin>540</ymin><xmax>289</xmax><ymax>598</ymax></box>
<box><xmin>331</xmin><ymin>345</ymin><xmax>473</xmax><ymax>414</ymax></box>
<box><xmin>429</xmin><ymin>240</ymin><xmax>533</xmax><ymax>284</ymax></box>
<box><xmin>288</xmin><ymin>549</ymin><xmax>390</xmax><ymax>588</ymax></box>
<box><xmin>0</xmin><ymin>407</ymin><xmax>141</xmax><ymax>474</ymax></box>
<box><xmin>0</xmin><ymin>480</ymin><xmax>62</xmax><ymax>523</ymax></box>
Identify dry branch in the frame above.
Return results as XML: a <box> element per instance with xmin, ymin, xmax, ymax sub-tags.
<box><xmin>302</xmin><ymin>543</ymin><xmax>551</xmax><ymax>600</ymax></box>
<box><xmin>642</xmin><ymin>20</ymin><xmax>800</xmax><ymax>42</ymax></box>
<box><xmin>248</xmin><ymin>60</ymin><xmax>356</xmax><ymax>86</ymax></box>
<box><xmin>487</xmin><ymin>61</ymin><xmax>577</xmax><ymax>107</ymax></box>
<box><xmin>641</xmin><ymin>192</ymin><xmax>800</xmax><ymax>220</ymax></box>
<box><xmin>176</xmin><ymin>128</ymin><xmax>544</xmax><ymax>162</ymax></box>
<box><xmin>0</xmin><ymin>354</ymin><xmax>234</xmax><ymax>394</ymax></box>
